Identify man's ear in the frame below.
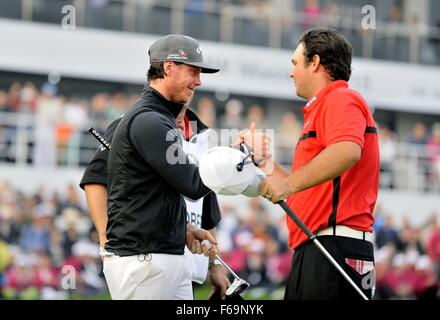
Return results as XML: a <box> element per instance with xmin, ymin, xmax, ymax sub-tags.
<box><xmin>311</xmin><ymin>54</ymin><xmax>321</xmax><ymax>72</ymax></box>
<box><xmin>163</xmin><ymin>61</ymin><xmax>173</xmax><ymax>76</ymax></box>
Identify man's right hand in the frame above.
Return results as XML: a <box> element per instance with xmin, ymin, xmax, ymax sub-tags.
<box><xmin>99</xmin><ymin>236</ymin><xmax>108</xmax><ymax>262</ymax></box>
<box><xmin>233</xmin><ymin>122</ymin><xmax>272</xmax><ymax>165</ymax></box>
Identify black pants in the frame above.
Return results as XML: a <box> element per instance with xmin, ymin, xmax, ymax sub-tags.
<box><xmin>284</xmin><ymin>236</ymin><xmax>375</xmax><ymax>300</ymax></box>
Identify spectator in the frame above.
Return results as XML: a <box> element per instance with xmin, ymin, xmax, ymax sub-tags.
<box><xmin>0</xmin><ymin>90</ymin><xmax>10</xmax><ymax>113</ymax></box>
<box><xmin>58</xmin><ymin>184</ymin><xmax>84</xmax><ymax>213</ymax></box>
<box><xmin>85</xmin><ymin>0</ymin><xmax>110</xmax><ymax>29</ymax></box>
<box><xmin>427</xmin><ymin>123</ymin><xmax>440</xmax><ymax>188</ymax></box>
<box><xmin>375</xmin><ymin>215</ymin><xmax>403</xmax><ymax>251</ymax></box>
<box><xmin>380</xmin><ymin>4</ymin><xmax>408</xmax><ymax>62</ymax></box>
<box><xmin>4</xmin><ymin>253</ymin><xmax>40</xmax><ymax>299</ymax></box>
<box><xmin>7</xmin><ymin>82</ymin><xmax>21</xmax><ymax>112</ymax></box>
<box><xmin>276</xmin><ymin>111</ymin><xmax>301</xmax><ymax>164</ymax></box>
<box><xmin>383</xmin><ymin>253</ymin><xmax>418</xmax><ymax>299</ymax></box>
<box><xmin>407</xmin><ymin>122</ymin><xmax>430</xmax><ymax>190</ymax></box>
<box><xmin>33</xmin><ymin>253</ymin><xmax>58</xmax><ymax>290</ymax></box>
<box><xmin>19</xmin><ymin>207</ymin><xmax>53</xmax><ymax>254</ymax></box>
<box><xmin>196</xmin><ymin>96</ymin><xmax>217</xmax><ymax>128</ymax></box>
<box><xmin>426</xmin><ymin>221</ymin><xmax>440</xmax><ymax>279</ymax></box>
<box><xmin>245</xmin><ymin>104</ymin><xmax>266</xmax><ymax>128</ymax></box>
<box><xmin>301</xmin><ymin>0</ymin><xmax>321</xmax><ymax>31</ymax></box>
<box><xmin>216</xmin><ymin>204</ymin><xmax>240</xmax><ymax>253</ymax></box>
<box><xmin>322</xmin><ymin>0</ymin><xmax>339</xmax><ymax>28</ymax></box>
<box><xmin>379</xmin><ymin>126</ymin><xmax>397</xmax><ymax>188</ymax></box>
<box><xmin>105</xmin><ymin>92</ymin><xmax>127</xmax><ymax>120</ymax></box>
<box><xmin>414</xmin><ymin>255</ymin><xmax>438</xmax><ymax>299</ymax></box>
<box><xmin>33</xmin><ymin>83</ymin><xmax>62</xmax><ymax>167</ymax></box>
<box><xmin>219</xmin><ymin>99</ymin><xmax>244</xmax><ymax>130</ymax></box>
<box><xmin>89</xmin><ymin>93</ymin><xmax>109</xmax><ymax>131</ymax></box>
<box><xmin>18</xmin><ymin>82</ymin><xmax>38</xmax><ymax>114</ymax></box>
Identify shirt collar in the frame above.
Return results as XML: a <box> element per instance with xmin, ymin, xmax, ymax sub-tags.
<box><xmin>301</xmin><ymin>80</ymin><xmax>348</xmax><ymax>115</ymax></box>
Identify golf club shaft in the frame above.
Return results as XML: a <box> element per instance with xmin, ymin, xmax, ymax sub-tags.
<box><xmin>202</xmin><ymin>240</ymin><xmax>241</xmax><ymax>280</ymax></box>
<box><xmin>312</xmin><ymin>238</ymin><xmax>368</xmax><ymax>300</ymax></box>
<box><xmin>213</xmin><ymin>254</ymin><xmax>241</xmax><ymax>280</ymax></box>
<box><xmin>278</xmin><ymin>201</ymin><xmax>369</xmax><ymax>300</ymax></box>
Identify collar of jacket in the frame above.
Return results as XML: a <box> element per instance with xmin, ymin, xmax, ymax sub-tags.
<box><xmin>141</xmin><ymin>85</ymin><xmax>185</xmax><ymax>118</ymax></box>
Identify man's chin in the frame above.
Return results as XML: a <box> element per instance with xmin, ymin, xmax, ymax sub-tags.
<box><xmin>296</xmin><ymin>90</ymin><xmax>306</xmax><ymax>100</ymax></box>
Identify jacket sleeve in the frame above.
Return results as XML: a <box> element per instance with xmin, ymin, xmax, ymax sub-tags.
<box><xmin>201</xmin><ymin>192</ymin><xmax>221</xmax><ymax>230</ymax></box>
<box><xmin>129</xmin><ymin>112</ymin><xmax>211</xmax><ymax>200</ymax></box>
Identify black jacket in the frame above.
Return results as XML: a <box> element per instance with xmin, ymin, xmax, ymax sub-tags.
<box><xmin>79</xmin><ymin>111</ymin><xmax>220</xmax><ymax>230</ymax></box>
<box><xmin>105</xmin><ymin>86</ymin><xmax>211</xmax><ymax>256</ymax></box>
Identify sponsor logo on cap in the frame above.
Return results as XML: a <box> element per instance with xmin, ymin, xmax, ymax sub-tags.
<box><xmin>178</xmin><ymin>49</ymin><xmax>187</xmax><ymax>58</ymax></box>
<box><xmin>167</xmin><ymin>49</ymin><xmax>188</xmax><ymax>60</ymax></box>
<box><xmin>196</xmin><ymin>47</ymin><xmax>202</xmax><ymax>54</ymax></box>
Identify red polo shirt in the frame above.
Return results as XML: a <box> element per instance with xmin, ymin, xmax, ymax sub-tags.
<box><xmin>286</xmin><ymin>80</ymin><xmax>379</xmax><ymax>250</ymax></box>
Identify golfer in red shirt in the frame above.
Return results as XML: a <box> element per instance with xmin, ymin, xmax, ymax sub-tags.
<box><xmin>259</xmin><ymin>28</ymin><xmax>379</xmax><ymax>300</ymax></box>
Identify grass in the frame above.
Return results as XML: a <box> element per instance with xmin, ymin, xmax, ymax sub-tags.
<box><xmin>194</xmin><ymin>283</ymin><xmax>285</xmax><ymax>300</ymax></box>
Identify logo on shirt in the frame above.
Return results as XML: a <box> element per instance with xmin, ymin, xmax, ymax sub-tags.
<box><xmin>186</xmin><ymin>211</ymin><xmax>202</xmax><ymax>229</ymax></box>
<box><xmin>306</xmin><ymin>96</ymin><xmax>317</xmax><ymax>108</ymax></box>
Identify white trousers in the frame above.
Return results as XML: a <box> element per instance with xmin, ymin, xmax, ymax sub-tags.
<box><xmin>103</xmin><ymin>253</ymin><xmax>193</xmax><ymax>300</ymax></box>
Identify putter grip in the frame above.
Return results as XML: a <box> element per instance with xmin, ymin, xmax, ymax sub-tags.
<box><xmin>201</xmin><ymin>239</ymin><xmax>212</xmax><ymax>250</ymax></box>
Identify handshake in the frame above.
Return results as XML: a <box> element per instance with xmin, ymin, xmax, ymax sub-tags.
<box><xmin>199</xmin><ymin>122</ymin><xmax>273</xmax><ymax>198</ymax></box>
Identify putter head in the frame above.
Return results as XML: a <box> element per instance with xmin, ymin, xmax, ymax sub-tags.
<box><xmin>226</xmin><ymin>278</ymin><xmax>250</xmax><ymax>297</ymax></box>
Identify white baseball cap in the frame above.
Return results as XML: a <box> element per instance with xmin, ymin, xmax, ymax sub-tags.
<box><xmin>198</xmin><ymin>146</ymin><xmax>265</xmax><ymax>197</ymax></box>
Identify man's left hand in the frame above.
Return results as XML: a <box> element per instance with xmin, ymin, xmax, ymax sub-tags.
<box><xmin>208</xmin><ymin>264</ymin><xmax>231</xmax><ymax>300</ymax></box>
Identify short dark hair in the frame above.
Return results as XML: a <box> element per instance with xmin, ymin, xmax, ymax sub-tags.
<box><xmin>147</xmin><ymin>61</ymin><xmax>184</xmax><ymax>82</ymax></box>
<box><xmin>299</xmin><ymin>28</ymin><xmax>352</xmax><ymax>81</ymax></box>
<box><xmin>147</xmin><ymin>62</ymin><xmax>165</xmax><ymax>82</ymax></box>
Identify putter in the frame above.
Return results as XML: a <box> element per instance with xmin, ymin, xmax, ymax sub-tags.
<box><xmin>201</xmin><ymin>240</ymin><xmax>250</xmax><ymax>296</ymax></box>
<box><xmin>88</xmin><ymin>127</ymin><xmax>111</xmax><ymax>150</ymax></box>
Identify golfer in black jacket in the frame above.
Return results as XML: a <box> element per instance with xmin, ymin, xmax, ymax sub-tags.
<box><xmin>100</xmin><ymin>34</ymin><xmax>220</xmax><ymax>299</ymax></box>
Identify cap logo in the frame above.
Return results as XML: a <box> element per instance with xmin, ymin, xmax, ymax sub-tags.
<box><xmin>178</xmin><ymin>49</ymin><xmax>187</xmax><ymax>58</ymax></box>
<box><xmin>166</xmin><ymin>49</ymin><xmax>188</xmax><ymax>60</ymax></box>
<box><xmin>196</xmin><ymin>47</ymin><xmax>202</xmax><ymax>54</ymax></box>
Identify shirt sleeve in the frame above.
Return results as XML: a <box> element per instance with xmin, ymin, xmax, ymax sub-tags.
<box><xmin>79</xmin><ymin>152</ymin><xmax>108</xmax><ymax>189</ymax></box>
<box><xmin>201</xmin><ymin>192</ymin><xmax>221</xmax><ymax>230</ymax></box>
<box><xmin>321</xmin><ymin>90</ymin><xmax>367</xmax><ymax>149</ymax></box>
<box><xmin>130</xmin><ymin>112</ymin><xmax>211</xmax><ymax>200</ymax></box>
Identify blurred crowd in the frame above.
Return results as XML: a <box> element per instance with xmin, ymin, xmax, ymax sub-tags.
<box><xmin>0</xmin><ymin>181</ymin><xmax>105</xmax><ymax>299</ymax></box>
<box><xmin>0</xmin><ymin>81</ymin><xmax>303</xmax><ymax>167</ymax></box>
<box><xmin>379</xmin><ymin>122</ymin><xmax>440</xmax><ymax>192</ymax></box>
<box><xmin>2</xmin><ymin>80</ymin><xmax>440</xmax><ymax>191</ymax></box>
<box><xmin>0</xmin><ymin>180</ymin><xmax>439</xmax><ymax>300</ymax></box>
<box><xmin>373</xmin><ymin>207</ymin><xmax>440</xmax><ymax>300</ymax></box>
<box><xmin>0</xmin><ymin>81</ymin><xmax>138</xmax><ymax>166</ymax></box>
